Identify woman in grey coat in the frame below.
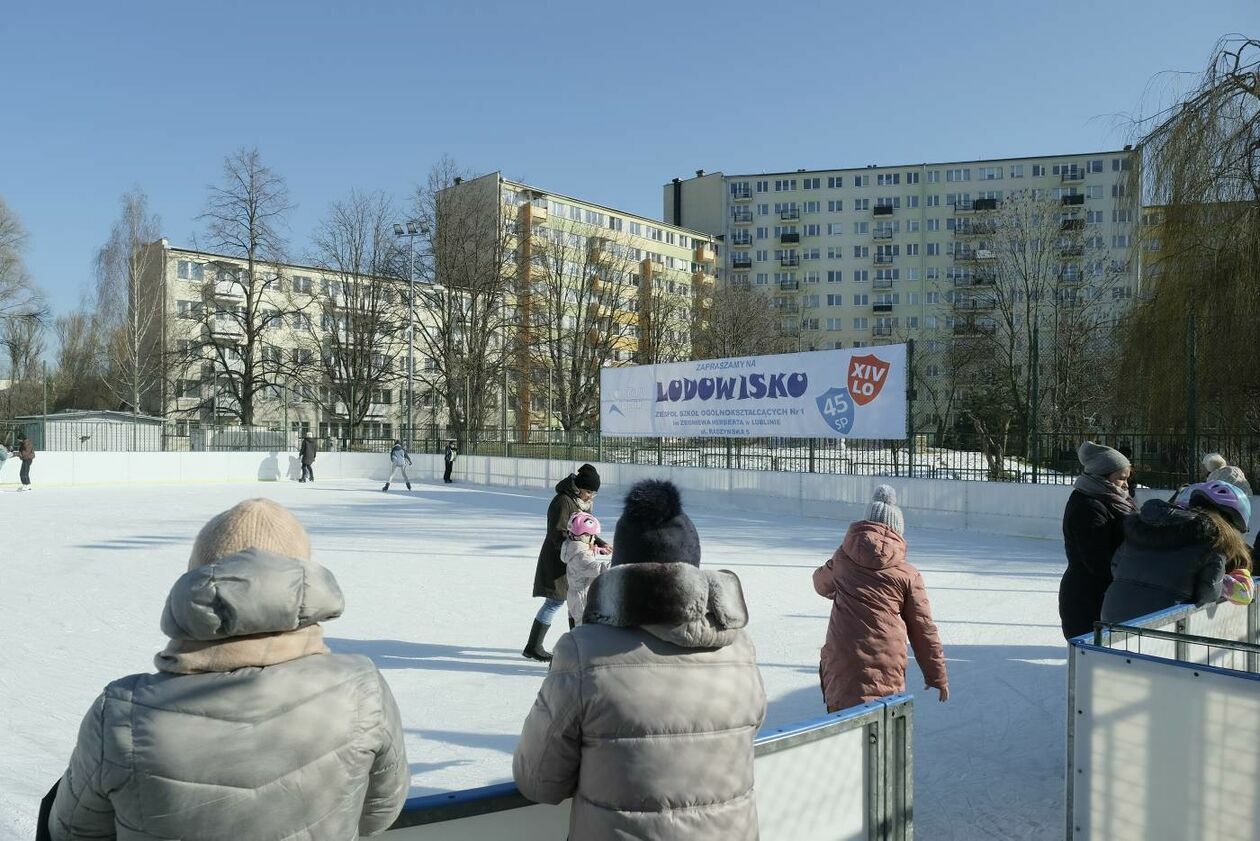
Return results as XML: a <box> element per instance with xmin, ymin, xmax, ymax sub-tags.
<box><xmin>514</xmin><ymin>480</ymin><xmax>767</xmax><ymax>840</ymax></box>
<box><xmin>48</xmin><ymin>498</ymin><xmax>410</xmax><ymax>840</ymax></box>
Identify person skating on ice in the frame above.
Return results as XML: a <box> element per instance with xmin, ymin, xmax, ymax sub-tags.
<box><xmin>524</xmin><ymin>464</ymin><xmax>606</xmax><ymax>661</ymax></box>
<box><xmin>562</xmin><ymin>512</ymin><xmax>612</xmax><ymax>630</ymax></box>
<box><xmin>15</xmin><ymin>432</ymin><xmax>34</xmax><ymax>491</ymax></box>
<box><xmin>813</xmin><ymin>485</ymin><xmax>948</xmax><ymax>712</ymax></box>
<box><xmin>382</xmin><ymin>441</ymin><xmax>412</xmax><ymax>492</ymax></box>
<box><xmin>443</xmin><ymin>440</ymin><xmax>458</xmax><ymax>484</ymax></box>
<box><xmin>298</xmin><ymin>432</ymin><xmax>316</xmax><ymax>483</ymax></box>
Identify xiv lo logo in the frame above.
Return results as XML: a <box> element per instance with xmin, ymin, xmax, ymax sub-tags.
<box><xmin>815</xmin><ymin>387</ymin><xmax>855</xmax><ymax>434</ymax></box>
<box><xmin>847</xmin><ymin>354</ymin><xmax>890</xmax><ymax>407</ymax></box>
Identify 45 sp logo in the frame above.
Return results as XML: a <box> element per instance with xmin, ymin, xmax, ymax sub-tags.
<box><xmin>815</xmin><ymin>387</ymin><xmax>855</xmax><ymax>434</ymax></box>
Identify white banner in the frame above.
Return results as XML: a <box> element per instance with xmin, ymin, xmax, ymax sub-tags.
<box><xmin>600</xmin><ymin>345</ymin><xmax>907</xmax><ymax>439</ymax></box>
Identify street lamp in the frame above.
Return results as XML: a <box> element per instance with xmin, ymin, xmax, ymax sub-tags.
<box><xmin>394</xmin><ymin>220</ymin><xmax>430</xmax><ymax>448</ymax></box>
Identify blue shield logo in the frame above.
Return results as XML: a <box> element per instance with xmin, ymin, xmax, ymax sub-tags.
<box><xmin>816</xmin><ymin>387</ymin><xmax>855</xmax><ymax>434</ymax></box>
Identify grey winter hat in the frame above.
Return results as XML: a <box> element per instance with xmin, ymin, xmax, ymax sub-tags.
<box><xmin>612</xmin><ymin>480</ymin><xmax>701</xmax><ymax>567</ymax></box>
<box><xmin>865</xmin><ymin>484</ymin><xmax>905</xmax><ymax>536</ymax></box>
<box><xmin>1077</xmin><ymin>441</ymin><xmax>1130</xmax><ymax>477</ymax></box>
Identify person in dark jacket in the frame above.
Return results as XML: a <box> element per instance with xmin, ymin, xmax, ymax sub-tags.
<box><xmin>16</xmin><ymin>433</ymin><xmax>34</xmax><ymax>491</ymax></box>
<box><xmin>524</xmin><ymin>464</ymin><xmax>603</xmax><ymax>662</ymax></box>
<box><xmin>298</xmin><ymin>433</ymin><xmax>317</xmax><ymax>483</ymax></box>
<box><xmin>1102</xmin><ymin>480</ymin><xmax>1252</xmax><ymax>624</ymax></box>
<box><xmin>443</xmin><ymin>440</ymin><xmax>458</xmax><ymax>484</ymax></box>
<box><xmin>1059</xmin><ymin>442</ymin><xmax>1137</xmax><ymax>639</ymax></box>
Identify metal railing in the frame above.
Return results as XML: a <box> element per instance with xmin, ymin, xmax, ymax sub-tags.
<box><xmin>4</xmin><ymin>420</ymin><xmax>1258</xmax><ymax>488</ymax></box>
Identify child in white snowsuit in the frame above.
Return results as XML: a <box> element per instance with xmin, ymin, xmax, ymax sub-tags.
<box><xmin>562</xmin><ymin>511</ymin><xmax>611</xmax><ymax>629</ymax></box>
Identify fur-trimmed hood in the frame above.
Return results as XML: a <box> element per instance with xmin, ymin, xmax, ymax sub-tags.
<box><xmin>1125</xmin><ymin>499</ymin><xmax>1216</xmax><ymax>550</ymax></box>
<box><xmin>582</xmin><ymin>562</ymin><xmax>749</xmax><ymax>649</ymax></box>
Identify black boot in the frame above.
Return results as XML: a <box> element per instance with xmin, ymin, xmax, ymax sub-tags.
<box><xmin>381</xmin><ymin>483</ymin><xmax>389</xmax><ymax>492</ymax></box>
<box><xmin>568</xmin><ymin>616</ymin><xmax>576</xmax><ymax>630</ymax></box>
<box><xmin>406</xmin><ymin>482</ymin><xmax>412</xmax><ymax>490</ymax></box>
<box><xmin>522</xmin><ymin>619</ymin><xmax>553</xmax><ymax>662</ymax></box>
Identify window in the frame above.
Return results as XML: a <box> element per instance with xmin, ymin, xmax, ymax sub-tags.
<box><xmin>1113</xmin><ymin>209</ymin><xmax>1133</xmax><ymax>224</ymax></box>
<box><xmin>875</xmin><ymin>197</ymin><xmax>900</xmax><ymax>209</ymax></box>
<box><xmin>927</xmin><ymin>243</ymin><xmax>940</xmax><ymax>256</ymax></box>
<box><xmin>1112</xmin><ymin>234</ymin><xmax>1130</xmax><ymax>248</ymax></box>
<box><xmin>176</xmin><ymin>300</ymin><xmax>202</xmax><ymax>318</ymax></box>
<box><xmin>802</xmin><ymin>248</ymin><xmax>820</xmax><ymax>260</ymax></box>
<box><xmin>827</xmin><ymin>176</ymin><xmax>844</xmax><ymax>188</ymax></box>
<box><xmin>827</xmin><ymin>223</ymin><xmax>844</xmax><ymax>235</ymax></box>
<box><xmin>905</xmin><ymin>195</ymin><xmax>919</xmax><ymax>208</ymax></box>
<box><xmin>1112</xmin><ymin>184</ymin><xmax>1128</xmax><ymax>198</ymax></box>
<box><xmin>176</xmin><ymin>379</ymin><xmax>200</xmax><ymax>398</ymax></box>
<box><xmin>827</xmin><ymin>247</ymin><xmax>844</xmax><ymax>259</ymax></box>
<box><xmin>803</xmin><ymin>201</ymin><xmax>821</xmax><ymax>214</ymax></box>
<box><xmin>877</xmin><ymin>173</ymin><xmax>900</xmax><ymax>186</ymax></box>
<box><xmin>1113</xmin><ymin>285</ymin><xmax>1133</xmax><ymax>300</ymax></box>
<box><xmin>926</xmin><ymin>218</ymin><xmax>940</xmax><ymax>231</ymax></box>
<box><xmin>803</xmin><ymin>177</ymin><xmax>821</xmax><ymax>190</ymax></box>
<box><xmin>906</xmin><ymin>171</ymin><xmax>920</xmax><ymax>184</ymax></box>
<box><xmin>177</xmin><ymin>260</ymin><xmax>205</xmax><ymax>281</ymax></box>
<box><xmin>291</xmin><ymin>347</ymin><xmax>314</xmax><ymax>365</ymax></box>
<box><xmin>852</xmin><ymin>294</ymin><xmax>869</xmax><ymax>306</ymax></box>
<box><xmin>925</xmin><ymin>195</ymin><xmax>940</xmax><ymax>207</ymax></box>
<box><xmin>926</xmin><ymin>171</ymin><xmax>940</xmax><ymax>183</ymax></box>
<box><xmin>1088</xmin><ymin>159</ymin><xmax>1104</xmax><ymax>173</ymax></box>
<box><xmin>755</xmin><ymin>273</ymin><xmax>769</xmax><ymax>285</ymax></box>
<box><xmin>291</xmin><ymin>313</ymin><xmax>312</xmax><ymax>330</ymax></box>
<box><xmin>853</xmin><ymin>317</ymin><xmax>869</xmax><ymax>329</ymax></box>
<box><xmin>1009</xmin><ymin>164</ymin><xmax>1025</xmax><ymax>178</ymax></box>
<box><xmin>826</xmin><ymin>293</ymin><xmax>844</xmax><ymax>306</ymax></box>
<box><xmin>905</xmin><ymin>219</ymin><xmax>920</xmax><ymax>232</ymax></box>
<box><xmin>756</xmin><ymin>180</ymin><xmax>769</xmax><ymax>192</ymax></box>
<box><xmin>925</xmin><ymin>315</ymin><xmax>938</xmax><ymax>329</ymax></box>
<box><xmin>293</xmin><ymin>275</ymin><xmax>313</xmax><ymax>294</ymax></box>
<box><xmin>756</xmin><ymin>227</ymin><xmax>769</xmax><ymax>239</ymax></box>
<box><xmin>853</xmin><ymin>222</ymin><xmax>869</xmax><ymax>235</ymax></box>
<box><xmin>853</xmin><ymin>175</ymin><xmax>869</xmax><ymax>188</ymax></box>
<box><xmin>852</xmin><ymin>270</ymin><xmax>869</xmax><ymax>282</ymax></box>
<box><xmin>853</xmin><ymin>198</ymin><xmax>870</xmax><ymax>211</ymax></box>
<box><xmin>853</xmin><ymin>245</ymin><xmax>869</xmax><ymax>258</ymax></box>
<box><xmin>1087</xmin><ymin>185</ymin><xmax>1104</xmax><ymax>199</ymax></box>
<box><xmin>826</xmin><ymin>271</ymin><xmax>844</xmax><ymax>283</ymax></box>
<box><xmin>827</xmin><ymin>200</ymin><xmax>844</xmax><ymax>212</ymax></box>
<box><xmin>1032</xmin><ymin>164</ymin><xmax>1046</xmax><ymax>177</ymax></box>
<box><xmin>1112</xmin><ymin>157</ymin><xmax>1132</xmax><ymax>172</ymax></box>
<box><xmin>803</xmin><ymin>270</ymin><xmax>821</xmax><ymax>284</ymax></box>
<box><xmin>946</xmin><ymin>168</ymin><xmax>970</xmax><ymax>182</ymax></box>
<box><xmin>1087</xmin><ymin>210</ymin><xmax>1104</xmax><ymax>224</ymax></box>
<box><xmin>774</xmin><ymin>179</ymin><xmax>797</xmax><ymax>192</ymax></box>
<box><xmin>978</xmin><ymin>166</ymin><xmax>1002</xmax><ymax>180</ymax></box>
<box><xmin>826</xmin><ymin>318</ymin><xmax>843</xmax><ymax>331</ymax></box>
<box><xmin>907</xmin><ymin>292</ymin><xmax>919</xmax><ymax>305</ymax></box>
<box><xmin>757</xmin><ymin>203</ymin><xmax>770</xmax><ymax>216</ymax></box>
<box><xmin>904</xmin><ymin>243</ymin><xmax>919</xmax><ymax>256</ymax></box>
<box><xmin>607</xmin><ymin>216</ymin><xmax>623</xmax><ymax>232</ymax></box>
<box><xmin>926</xmin><ymin>291</ymin><xmax>940</xmax><ymax>304</ymax></box>
<box><xmin>755</xmin><ymin>250</ymin><xmax>769</xmax><ymax>262</ymax></box>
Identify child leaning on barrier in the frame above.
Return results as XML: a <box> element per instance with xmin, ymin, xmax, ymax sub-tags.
<box><xmin>813</xmin><ymin>485</ymin><xmax>948</xmax><ymax>713</ymax></box>
<box><xmin>562</xmin><ymin>511</ymin><xmax>612</xmax><ymax>629</ymax></box>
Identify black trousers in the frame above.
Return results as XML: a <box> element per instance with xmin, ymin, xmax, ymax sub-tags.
<box><xmin>20</xmin><ymin>459</ymin><xmax>31</xmax><ymax>485</ymax></box>
<box><xmin>444</xmin><ymin>461</ymin><xmax>453</xmax><ymax>482</ymax></box>
<box><xmin>301</xmin><ymin>464</ymin><xmax>314</xmax><ymax>482</ymax></box>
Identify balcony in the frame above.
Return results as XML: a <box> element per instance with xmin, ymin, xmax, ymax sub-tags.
<box><xmin>693</xmin><ymin>244</ymin><xmax>716</xmax><ymax>264</ymax></box>
<box><xmin>210</xmin><ymin>280</ymin><xmax>244</xmax><ymax>301</ymax></box>
<box><xmin>731</xmin><ymin>186</ymin><xmax>752</xmax><ymax>202</ymax></box>
<box><xmin>1059</xmin><ymin>244</ymin><xmax>1085</xmax><ymax>257</ymax></box>
<box><xmin>779</xmin><ymin>208</ymin><xmax>800</xmax><ymax>221</ymax></box>
<box><xmin>732</xmin><ymin>258</ymin><xmax>753</xmax><ymax>269</ymax></box>
<box><xmin>953</xmin><ymin>248</ymin><xmax>978</xmax><ymax>263</ymax></box>
<box><xmin>1062</xmin><ymin>194</ymin><xmax>1085</xmax><ymax>206</ymax></box>
<box><xmin>872</xmin><ymin>325</ymin><xmax>894</xmax><ymax>337</ymax></box>
<box><xmin>954</xmin><ymin>296</ymin><xmax>995</xmax><ymax>312</ymax></box>
<box><xmin>519</xmin><ymin>201</ymin><xmax>548</xmax><ymax>224</ymax></box>
<box><xmin>731</xmin><ymin>210</ymin><xmax>753</xmax><ymax>224</ymax></box>
<box><xmin>873</xmin><ymin>254</ymin><xmax>894</xmax><ymax>265</ymax></box>
<box><xmin>873</xmin><ymin>205</ymin><xmax>894</xmax><ymax>217</ymax></box>
<box><xmin>779</xmin><ymin>279</ymin><xmax>799</xmax><ymax>291</ymax></box>
<box><xmin>972</xmin><ymin>267</ymin><xmax>998</xmax><ymax>285</ymax></box>
<box><xmin>973</xmin><ymin>198</ymin><xmax>999</xmax><ymax>212</ymax></box>
<box><xmin>953</xmin><ymin>320</ymin><xmax>997</xmax><ymax>336</ymax></box>
<box><xmin>207</xmin><ymin>321</ymin><xmax>244</xmax><ymax>343</ymax></box>
<box><xmin>1060</xmin><ymin>169</ymin><xmax>1086</xmax><ymax>182</ymax></box>
<box><xmin>1061</xmin><ymin>218</ymin><xmax>1086</xmax><ymax>231</ymax></box>
<box><xmin>873</xmin><ymin>303</ymin><xmax>894</xmax><ymax>314</ymax></box>
<box><xmin>729</xmin><ymin>233</ymin><xmax>753</xmax><ymax>247</ymax></box>
<box><xmin>953</xmin><ymin>200</ymin><xmax>975</xmax><ymax>213</ymax></box>
<box><xmin>780</xmin><ymin>232</ymin><xmax>800</xmax><ymax>244</ymax></box>
<box><xmin>872</xmin><ymin>278</ymin><xmax>894</xmax><ymax>290</ymax></box>
<box><xmin>955</xmin><ymin>220</ymin><xmax>996</xmax><ymax>236</ymax></box>
<box><xmin>872</xmin><ymin>228</ymin><xmax>894</xmax><ymax>240</ymax></box>
<box><xmin>1058</xmin><ymin>270</ymin><xmax>1085</xmax><ymax>284</ymax></box>
<box><xmin>780</xmin><ymin>255</ymin><xmax>801</xmax><ymax>267</ymax></box>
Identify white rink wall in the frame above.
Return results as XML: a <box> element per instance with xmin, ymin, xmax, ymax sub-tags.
<box><xmin>2</xmin><ymin>449</ymin><xmax>1234</xmax><ymax>540</ymax></box>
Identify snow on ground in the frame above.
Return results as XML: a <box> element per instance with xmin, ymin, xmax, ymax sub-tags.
<box><xmin>1</xmin><ymin>477</ymin><xmax>1068</xmax><ymax>840</ymax></box>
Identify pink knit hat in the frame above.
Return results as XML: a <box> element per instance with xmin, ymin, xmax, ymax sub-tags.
<box><xmin>187</xmin><ymin>498</ymin><xmax>311</xmax><ymax>570</ymax></box>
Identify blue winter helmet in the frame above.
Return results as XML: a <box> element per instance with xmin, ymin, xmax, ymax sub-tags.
<box><xmin>1180</xmin><ymin>480</ymin><xmax>1252</xmax><ymax>532</ymax></box>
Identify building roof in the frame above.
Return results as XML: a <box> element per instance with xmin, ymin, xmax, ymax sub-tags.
<box><xmin>14</xmin><ymin>410</ymin><xmax>166</xmax><ymax>424</ymax></box>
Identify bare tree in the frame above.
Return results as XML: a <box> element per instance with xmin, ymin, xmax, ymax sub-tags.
<box><xmin>296</xmin><ymin>190</ymin><xmax>408</xmax><ymax>444</ymax></box>
<box><xmin>637</xmin><ymin>274</ymin><xmax>695</xmax><ymax>365</ymax></box>
<box><xmin>1116</xmin><ymin>37</ymin><xmax>1260</xmax><ymax>434</ymax></box>
<box><xmin>173</xmin><ymin>148</ymin><xmax>299</xmax><ymax>425</ymax></box>
<box><xmin>0</xmin><ymin>197</ymin><xmax>44</xmax><ymax>326</ymax></box>
<box><xmin>528</xmin><ymin>216</ymin><xmax>641</xmax><ymax>430</ymax></box>
<box><xmin>691</xmin><ymin>281</ymin><xmax>791</xmax><ymax>359</ymax></box>
<box><xmin>52</xmin><ymin>307</ymin><xmax>110</xmax><ymax>411</ymax></box>
<box><xmin>2</xmin><ymin>315</ymin><xmax>45</xmax><ymax>417</ymax></box>
<box><xmin>95</xmin><ymin>189</ymin><xmax>165</xmax><ymax>415</ymax></box>
<box><xmin>410</xmin><ymin>162</ymin><xmax>515</xmax><ymax>443</ymax></box>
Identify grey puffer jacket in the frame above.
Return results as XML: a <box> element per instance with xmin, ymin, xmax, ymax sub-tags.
<box><xmin>513</xmin><ymin>563</ymin><xmax>767</xmax><ymax>841</ymax></box>
<box><xmin>1101</xmin><ymin>499</ymin><xmax>1227</xmax><ymax>625</ymax></box>
<box><xmin>49</xmin><ymin>548</ymin><xmax>410</xmax><ymax>840</ymax></box>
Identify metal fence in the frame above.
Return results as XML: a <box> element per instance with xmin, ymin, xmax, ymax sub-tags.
<box><xmin>3</xmin><ymin>418</ymin><xmax>1257</xmax><ymax>488</ymax></box>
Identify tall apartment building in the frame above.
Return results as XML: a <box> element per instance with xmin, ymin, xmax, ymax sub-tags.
<box><xmin>664</xmin><ymin>150</ymin><xmax>1141</xmax><ymax>357</ymax></box>
<box><xmin>442</xmin><ymin>172</ymin><xmax>717</xmax><ymax>430</ymax></box>
<box><xmin>139</xmin><ymin>240</ymin><xmax>434</xmax><ymax>440</ymax></box>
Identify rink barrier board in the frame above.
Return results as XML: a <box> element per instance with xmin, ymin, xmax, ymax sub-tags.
<box><xmin>11</xmin><ymin>450</ymin><xmax>1253</xmax><ymax>543</ymax></box>
<box><xmin>1066</xmin><ymin>599</ymin><xmax>1260</xmax><ymax>841</ymax></box>
<box><xmin>386</xmin><ymin>694</ymin><xmax>914</xmax><ymax>841</ymax></box>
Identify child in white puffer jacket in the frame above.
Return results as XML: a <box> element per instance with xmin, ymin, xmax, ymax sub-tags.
<box><xmin>562</xmin><ymin>511</ymin><xmax>611</xmax><ymax>628</ymax></box>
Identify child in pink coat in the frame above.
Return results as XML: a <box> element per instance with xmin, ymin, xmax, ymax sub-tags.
<box><xmin>813</xmin><ymin>486</ymin><xmax>949</xmax><ymax>712</ymax></box>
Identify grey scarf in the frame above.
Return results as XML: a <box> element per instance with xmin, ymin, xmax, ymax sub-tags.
<box><xmin>1074</xmin><ymin>473</ymin><xmax>1137</xmax><ymax>513</ymax></box>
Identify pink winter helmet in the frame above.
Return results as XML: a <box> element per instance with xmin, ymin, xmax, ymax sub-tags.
<box><xmin>567</xmin><ymin>512</ymin><xmax>602</xmax><ymax>538</ymax></box>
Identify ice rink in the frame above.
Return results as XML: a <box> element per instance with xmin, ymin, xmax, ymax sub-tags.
<box><xmin>1</xmin><ymin>476</ymin><xmax>1070</xmax><ymax>840</ymax></box>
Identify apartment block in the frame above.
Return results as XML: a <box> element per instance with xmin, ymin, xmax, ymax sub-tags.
<box><xmin>443</xmin><ymin>172</ymin><xmax>717</xmax><ymax>430</ymax></box>
<box><xmin>140</xmin><ymin>240</ymin><xmax>435</xmax><ymax>440</ymax></box>
<box><xmin>664</xmin><ymin>151</ymin><xmax>1141</xmax><ymax>357</ymax></box>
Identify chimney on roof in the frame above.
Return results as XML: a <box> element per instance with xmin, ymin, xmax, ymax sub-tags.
<box><xmin>453</xmin><ymin>177</ymin><xmax>463</xmax><ymax>185</ymax></box>
<box><xmin>1123</xmin><ymin>144</ymin><xmax>1133</xmax><ymax>151</ymax></box>
<box><xmin>696</xmin><ymin>169</ymin><xmax>705</xmax><ymax>177</ymax></box>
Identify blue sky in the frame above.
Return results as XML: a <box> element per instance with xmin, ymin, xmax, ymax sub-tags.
<box><xmin>2</xmin><ymin>0</ymin><xmax>1256</xmax><ymax>320</ymax></box>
